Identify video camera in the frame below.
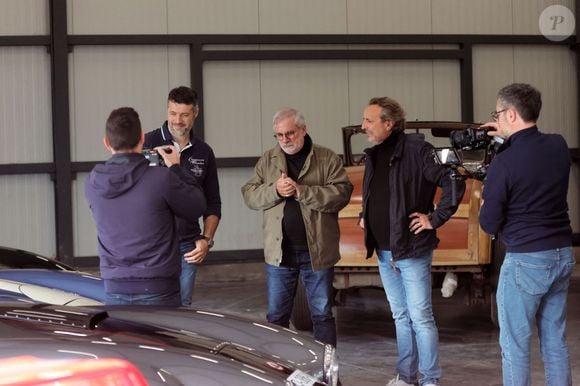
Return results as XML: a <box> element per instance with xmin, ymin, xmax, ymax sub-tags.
<box><xmin>142</xmin><ymin>148</ymin><xmax>169</xmax><ymax>167</ymax></box>
<box><xmin>433</xmin><ymin>126</ymin><xmax>503</xmax><ymax>182</ymax></box>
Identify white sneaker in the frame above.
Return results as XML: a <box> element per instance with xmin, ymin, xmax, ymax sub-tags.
<box><xmin>387</xmin><ymin>375</ymin><xmax>414</xmax><ymax>386</ymax></box>
<box><xmin>423</xmin><ymin>384</ymin><xmax>438</xmax><ymax>386</ymax></box>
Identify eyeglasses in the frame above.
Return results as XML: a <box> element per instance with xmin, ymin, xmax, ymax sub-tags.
<box><xmin>273</xmin><ymin>130</ymin><xmax>298</xmax><ymax>141</ymax></box>
<box><xmin>490</xmin><ymin>109</ymin><xmax>507</xmax><ymax>121</ymax></box>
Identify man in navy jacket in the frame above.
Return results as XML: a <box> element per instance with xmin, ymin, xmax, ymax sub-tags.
<box><xmin>480</xmin><ymin>83</ymin><xmax>574</xmax><ymax>386</ymax></box>
<box><xmin>145</xmin><ymin>86</ymin><xmax>222</xmax><ymax>306</ymax></box>
<box><xmin>85</xmin><ymin>107</ymin><xmax>206</xmax><ymax>306</ymax></box>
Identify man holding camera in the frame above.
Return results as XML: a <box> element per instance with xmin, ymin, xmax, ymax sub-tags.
<box><xmin>145</xmin><ymin>86</ymin><xmax>222</xmax><ymax>306</ymax></box>
<box><xmin>359</xmin><ymin>97</ymin><xmax>465</xmax><ymax>386</ymax></box>
<box><xmin>85</xmin><ymin>107</ymin><xmax>206</xmax><ymax>306</ymax></box>
<box><xmin>480</xmin><ymin>83</ymin><xmax>575</xmax><ymax>386</ymax></box>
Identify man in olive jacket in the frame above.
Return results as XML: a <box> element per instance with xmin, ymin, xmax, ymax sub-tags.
<box><xmin>242</xmin><ymin>108</ymin><xmax>353</xmax><ymax>346</ymax></box>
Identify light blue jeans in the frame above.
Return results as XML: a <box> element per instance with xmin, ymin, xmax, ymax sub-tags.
<box><xmin>377</xmin><ymin>250</ymin><xmax>441</xmax><ymax>386</ymax></box>
<box><xmin>498</xmin><ymin>247</ymin><xmax>575</xmax><ymax>386</ymax></box>
<box><xmin>266</xmin><ymin>251</ymin><xmax>336</xmax><ymax>346</ymax></box>
<box><xmin>180</xmin><ymin>242</ymin><xmax>198</xmax><ymax>306</ymax></box>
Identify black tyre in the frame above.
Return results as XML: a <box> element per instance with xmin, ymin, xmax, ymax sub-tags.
<box><xmin>291</xmin><ymin>280</ymin><xmax>313</xmax><ymax>331</ymax></box>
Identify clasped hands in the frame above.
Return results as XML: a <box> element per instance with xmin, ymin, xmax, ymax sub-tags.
<box><xmin>276</xmin><ymin>172</ymin><xmax>300</xmax><ymax>198</ymax></box>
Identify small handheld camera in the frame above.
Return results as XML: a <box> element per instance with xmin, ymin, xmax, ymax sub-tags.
<box><xmin>142</xmin><ymin>149</ymin><xmax>165</xmax><ymax>167</ymax></box>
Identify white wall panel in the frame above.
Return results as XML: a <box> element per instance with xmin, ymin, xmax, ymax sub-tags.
<box><xmin>433</xmin><ymin>61</ymin><xmax>462</xmax><ymax>121</ymax></box>
<box><xmin>168</xmin><ymin>0</ymin><xmax>259</xmax><ymax>34</ymax></box>
<box><xmin>203</xmin><ymin>61</ymin><xmax>261</xmax><ymax>158</ymax></box>
<box><xmin>69</xmin><ymin>45</ymin><xmax>190</xmax><ymax>162</ymax></box>
<box><xmin>513</xmin><ymin>0</ymin><xmax>575</xmax><ymax>34</ymax></box>
<box><xmin>0</xmin><ymin>175</ymin><xmax>55</xmax><ymax>256</ymax></box>
<box><xmin>0</xmin><ymin>0</ymin><xmax>48</xmax><ymax>35</ymax></box>
<box><xmin>73</xmin><ymin>173</ymin><xmax>96</xmax><ymax>256</ymax></box>
<box><xmin>514</xmin><ymin>45</ymin><xmax>577</xmax><ymax>140</ymax></box>
<box><xmin>259</xmin><ymin>0</ymin><xmax>347</xmax><ymax>34</ymax></box>
<box><xmin>68</xmin><ymin>0</ymin><xmax>168</xmax><ymax>34</ymax></box>
<box><xmin>472</xmin><ymin>46</ymin><xmax>516</xmax><ymax>123</ymax></box>
<box><xmin>214</xmin><ymin>168</ymin><xmax>263</xmax><ymax>250</ymax></box>
<box><xmin>346</xmin><ymin>0</ymin><xmax>431</xmax><ymax>34</ymax></box>
<box><xmin>348</xmin><ymin>61</ymin><xmax>438</xmax><ymax>124</ymax></box>
<box><xmin>432</xmin><ymin>0</ymin><xmax>513</xmax><ymax>34</ymax></box>
<box><xmin>0</xmin><ymin>47</ymin><xmax>52</xmax><ymax>163</ymax></box>
<box><xmin>260</xmin><ymin>61</ymin><xmax>349</xmax><ymax>154</ymax></box>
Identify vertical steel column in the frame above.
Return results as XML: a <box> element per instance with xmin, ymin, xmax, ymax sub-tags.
<box><xmin>49</xmin><ymin>0</ymin><xmax>74</xmax><ymax>264</ymax></box>
<box><xmin>190</xmin><ymin>43</ymin><xmax>205</xmax><ymax>140</ymax></box>
<box><xmin>459</xmin><ymin>43</ymin><xmax>474</xmax><ymax>122</ymax></box>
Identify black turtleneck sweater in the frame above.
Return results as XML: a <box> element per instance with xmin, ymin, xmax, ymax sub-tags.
<box><xmin>367</xmin><ymin>132</ymin><xmax>398</xmax><ymax>250</ymax></box>
<box><xmin>281</xmin><ymin>135</ymin><xmax>312</xmax><ymax>255</ymax></box>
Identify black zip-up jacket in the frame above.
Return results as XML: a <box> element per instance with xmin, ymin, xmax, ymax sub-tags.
<box><xmin>145</xmin><ymin>122</ymin><xmax>222</xmax><ymax>245</ymax></box>
<box><xmin>362</xmin><ymin>129</ymin><xmax>465</xmax><ymax>261</ymax></box>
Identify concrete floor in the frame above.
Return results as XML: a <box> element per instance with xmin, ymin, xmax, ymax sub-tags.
<box><xmin>192</xmin><ymin>264</ymin><xmax>580</xmax><ymax>386</ymax></box>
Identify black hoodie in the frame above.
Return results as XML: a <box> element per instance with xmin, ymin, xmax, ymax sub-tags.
<box><xmin>85</xmin><ymin>153</ymin><xmax>206</xmax><ymax>294</ymax></box>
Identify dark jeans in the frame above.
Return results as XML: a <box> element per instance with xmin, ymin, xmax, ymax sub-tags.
<box><xmin>266</xmin><ymin>251</ymin><xmax>336</xmax><ymax>346</ymax></box>
<box><xmin>180</xmin><ymin>241</ymin><xmax>198</xmax><ymax>306</ymax></box>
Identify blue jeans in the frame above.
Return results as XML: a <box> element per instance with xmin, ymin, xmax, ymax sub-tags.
<box><xmin>498</xmin><ymin>247</ymin><xmax>575</xmax><ymax>386</ymax></box>
<box><xmin>180</xmin><ymin>242</ymin><xmax>198</xmax><ymax>306</ymax></box>
<box><xmin>266</xmin><ymin>251</ymin><xmax>336</xmax><ymax>346</ymax></box>
<box><xmin>377</xmin><ymin>250</ymin><xmax>441</xmax><ymax>386</ymax></box>
<box><xmin>105</xmin><ymin>290</ymin><xmax>181</xmax><ymax>306</ymax></box>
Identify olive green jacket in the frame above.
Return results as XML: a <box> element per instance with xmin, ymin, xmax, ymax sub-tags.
<box><xmin>241</xmin><ymin>142</ymin><xmax>353</xmax><ymax>271</ymax></box>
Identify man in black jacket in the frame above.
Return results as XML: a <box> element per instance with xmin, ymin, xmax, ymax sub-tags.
<box><xmin>85</xmin><ymin>107</ymin><xmax>206</xmax><ymax>306</ymax></box>
<box><xmin>145</xmin><ymin>86</ymin><xmax>222</xmax><ymax>306</ymax></box>
<box><xmin>359</xmin><ymin>97</ymin><xmax>464</xmax><ymax>386</ymax></box>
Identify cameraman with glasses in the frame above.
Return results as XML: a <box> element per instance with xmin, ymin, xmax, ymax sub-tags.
<box><xmin>480</xmin><ymin>83</ymin><xmax>575</xmax><ymax>386</ymax></box>
<box><xmin>242</xmin><ymin>108</ymin><xmax>353</xmax><ymax>346</ymax></box>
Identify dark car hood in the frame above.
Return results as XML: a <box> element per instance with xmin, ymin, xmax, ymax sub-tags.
<box><xmin>0</xmin><ymin>303</ymin><xmax>328</xmax><ymax>385</ymax></box>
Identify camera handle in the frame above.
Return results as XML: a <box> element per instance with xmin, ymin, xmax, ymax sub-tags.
<box><xmin>449</xmin><ymin>167</ymin><xmax>467</xmax><ymax>207</ymax></box>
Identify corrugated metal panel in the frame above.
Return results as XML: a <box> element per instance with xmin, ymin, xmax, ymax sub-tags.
<box><xmin>347</xmin><ymin>0</ymin><xmax>431</xmax><ymax>34</ymax></box>
<box><xmin>203</xmin><ymin>61</ymin><xmax>261</xmax><ymax>158</ymax></box>
<box><xmin>73</xmin><ymin>173</ymin><xmax>96</xmax><ymax>256</ymax></box>
<box><xmin>260</xmin><ymin>61</ymin><xmax>349</xmax><ymax>154</ymax></box>
<box><xmin>68</xmin><ymin>0</ymin><xmax>168</xmax><ymax>34</ymax></box>
<box><xmin>472</xmin><ymin>45</ymin><xmax>516</xmax><ymax>123</ymax></box>
<box><xmin>348</xmin><ymin>60</ymin><xmax>439</xmax><ymax>123</ymax></box>
<box><xmin>69</xmin><ymin>45</ymin><xmax>190</xmax><ymax>162</ymax></box>
<box><xmin>432</xmin><ymin>0</ymin><xmax>513</xmax><ymax>34</ymax></box>
<box><xmin>513</xmin><ymin>0</ymin><xmax>576</xmax><ymax>34</ymax></box>
<box><xmin>0</xmin><ymin>175</ymin><xmax>55</xmax><ymax>256</ymax></box>
<box><xmin>215</xmin><ymin>168</ymin><xmax>263</xmax><ymax>250</ymax></box>
<box><xmin>0</xmin><ymin>47</ymin><xmax>52</xmax><ymax>163</ymax></box>
<box><xmin>0</xmin><ymin>0</ymin><xmax>48</xmax><ymax>35</ymax></box>
<box><xmin>514</xmin><ymin>45</ymin><xmax>577</xmax><ymax>139</ymax></box>
<box><xmin>168</xmin><ymin>0</ymin><xmax>259</xmax><ymax>34</ymax></box>
<box><xmin>259</xmin><ymin>0</ymin><xmax>347</xmax><ymax>34</ymax></box>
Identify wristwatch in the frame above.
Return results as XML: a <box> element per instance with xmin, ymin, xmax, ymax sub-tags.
<box><xmin>202</xmin><ymin>235</ymin><xmax>214</xmax><ymax>249</ymax></box>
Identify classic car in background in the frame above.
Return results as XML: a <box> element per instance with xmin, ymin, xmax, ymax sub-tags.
<box><xmin>292</xmin><ymin>122</ymin><xmax>505</xmax><ymax>330</ymax></box>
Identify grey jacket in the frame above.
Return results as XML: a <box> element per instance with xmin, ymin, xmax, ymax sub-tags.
<box><xmin>242</xmin><ymin>143</ymin><xmax>353</xmax><ymax>271</ymax></box>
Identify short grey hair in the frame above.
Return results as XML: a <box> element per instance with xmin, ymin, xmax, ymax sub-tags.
<box><xmin>272</xmin><ymin>108</ymin><xmax>306</xmax><ymax>129</ymax></box>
